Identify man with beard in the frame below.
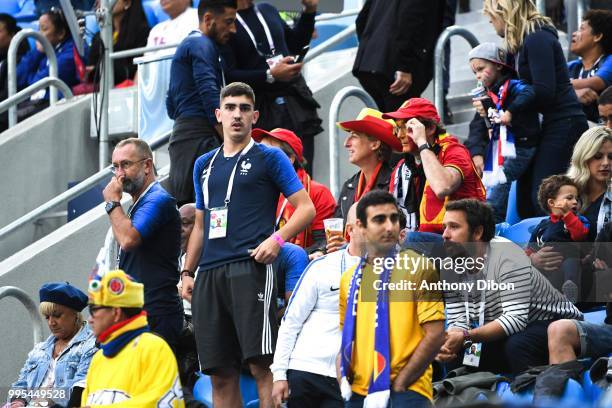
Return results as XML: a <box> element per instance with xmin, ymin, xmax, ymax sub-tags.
<box><xmin>103</xmin><ymin>138</ymin><xmax>184</xmax><ymax>354</ymax></box>
<box><xmin>436</xmin><ymin>199</ymin><xmax>582</xmax><ymax>374</ymax></box>
<box><xmin>166</xmin><ymin>0</ymin><xmax>237</xmax><ymax>207</ymax></box>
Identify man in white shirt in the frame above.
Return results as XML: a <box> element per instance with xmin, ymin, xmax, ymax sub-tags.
<box><xmin>147</xmin><ymin>0</ymin><xmax>199</xmax><ymax>49</ymax></box>
<box><xmin>271</xmin><ymin>204</ymin><xmax>363</xmax><ymax>408</ymax></box>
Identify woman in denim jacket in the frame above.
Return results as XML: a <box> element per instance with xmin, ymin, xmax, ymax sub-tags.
<box><xmin>9</xmin><ymin>282</ymin><xmax>97</xmax><ymax>408</ymax></box>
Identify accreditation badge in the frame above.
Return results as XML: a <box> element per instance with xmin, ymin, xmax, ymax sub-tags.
<box><xmin>266</xmin><ymin>54</ymin><xmax>284</xmax><ymax>68</ymax></box>
<box><xmin>209</xmin><ymin>207</ymin><xmax>228</xmax><ymax>239</ymax></box>
<box><xmin>462</xmin><ymin>343</ymin><xmax>482</xmax><ymax>367</ymax></box>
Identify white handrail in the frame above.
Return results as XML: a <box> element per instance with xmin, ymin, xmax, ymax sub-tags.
<box><xmin>0</xmin><ymin>287</ymin><xmax>44</xmax><ymax>347</ymax></box>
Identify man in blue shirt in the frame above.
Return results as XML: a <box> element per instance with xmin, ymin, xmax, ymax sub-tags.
<box><xmin>166</xmin><ymin>0</ymin><xmax>237</xmax><ymax>207</ymax></box>
<box><xmin>180</xmin><ymin>82</ymin><xmax>315</xmax><ymax>407</ymax></box>
<box><xmin>102</xmin><ymin>138</ymin><xmax>183</xmax><ymax>353</ymax></box>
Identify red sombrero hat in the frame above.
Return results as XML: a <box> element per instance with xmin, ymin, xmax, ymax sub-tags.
<box><xmin>337</xmin><ymin>108</ymin><xmax>402</xmax><ymax>152</ymax></box>
<box><xmin>252</xmin><ymin>128</ymin><xmax>304</xmax><ymax>163</ymax></box>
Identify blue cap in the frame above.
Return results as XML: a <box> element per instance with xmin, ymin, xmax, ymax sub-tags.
<box><xmin>39</xmin><ymin>282</ymin><xmax>88</xmax><ymax>312</ymax></box>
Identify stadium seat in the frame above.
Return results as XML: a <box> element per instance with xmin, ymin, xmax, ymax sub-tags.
<box><xmin>582</xmin><ymin>370</ymin><xmax>604</xmax><ymax>403</ymax></box>
<box><xmin>17</xmin><ymin>20</ymin><xmax>39</xmax><ymax>51</ymax></box>
<box><xmin>193</xmin><ymin>373</ymin><xmax>213</xmax><ymax>407</ymax></box>
<box><xmin>193</xmin><ymin>0</ymin><xmax>200</xmax><ymax>7</ymax></box>
<box><xmin>499</xmin><ymin>216</ymin><xmax>547</xmax><ymax>247</ymax></box>
<box><xmin>584</xmin><ymin>308</ymin><xmax>607</xmax><ymax>324</ymax></box>
<box><xmin>495</xmin><ymin>222</ymin><xmax>510</xmax><ymax>236</ymax></box>
<box><xmin>505</xmin><ymin>180</ymin><xmax>521</xmax><ymax>225</ymax></box>
<box><xmin>193</xmin><ymin>372</ymin><xmax>259</xmax><ymax>407</ymax></box>
<box><xmin>142</xmin><ymin>1</ymin><xmax>159</xmax><ymax>28</ymax></box>
<box><xmin>311</xmin><ymin>23</ymin><xmax>358</xmax><ymax>51</ymax></box>
<box><xmin>0</xmin><ymin>0</ymin><xmax>21</xmax><ymax>15</ymax></box>
<box><xmin>561</xmin><ymin>378</ymin><xmax>585</xmax><ymax>402</ymax></box>
<box><xmin>13</xmin><ymin>0</ymin><xmax>37</xmax><ymax>23</ymax></box>
<box><xmin>84</xmin><ymin>14</ymin><xmax>99</xmax><ymax>45</ymax></box>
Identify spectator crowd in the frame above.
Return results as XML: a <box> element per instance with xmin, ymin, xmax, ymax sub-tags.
<box><xmin>2</xmin><ymin>0</ymin><xmax>612</xmax><ymax>407</ymax></box>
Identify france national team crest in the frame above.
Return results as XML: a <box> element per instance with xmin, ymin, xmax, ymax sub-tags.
<box><xmin>240</xmin><ymin>159</ymin><xmax>252</xmax><ymax>175</ymax></box>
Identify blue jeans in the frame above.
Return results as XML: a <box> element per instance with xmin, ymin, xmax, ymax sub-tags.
<box><xmin>345</xmin><ymin>390</ymin><xmax>432</xmax><ymax>408</ymax></box>
<box><xmin>487</xmin><ymin>146</ymin><xmax>537</xmax><ymax>223</ymax></box>
<box><xmin>574</xmin><ymin>320</ymin><xmax>612</xmax><ymax>359</ymax></box>
<box><xmin>403</xmin><ymin>232</ymin><xmax>444</xmax><ymax>258</ymax></box>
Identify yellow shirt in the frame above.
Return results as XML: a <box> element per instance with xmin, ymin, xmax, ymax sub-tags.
<box><xmin>82</xmin><ymin>332</ymin><xmax>185</xmax><ymax>407</ymax></box>
<box><xmin>339</xmin><ymin>249</ymin><xmax>445</xmax><ymax>400</ymax></box>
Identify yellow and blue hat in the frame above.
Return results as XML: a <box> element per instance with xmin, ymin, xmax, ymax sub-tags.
<box><xmin>88</xmin><ymin>269</ymin><xmax>144</xmax><ymax>308</ymax></box>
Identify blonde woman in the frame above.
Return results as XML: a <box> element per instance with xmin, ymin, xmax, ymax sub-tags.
<box><xmin>483</xmin><ymin>0</ymin><xmax>588</xmax><ymax>218</ymax></box>
<box><xmin>530</xmin><ymin>126</ymin><xmax>611</xmax><ymax>273</ymax></box>
<box><xmin>568</xmin><ymin>126</ymin><xmax>612</xmax><ymax>239</ymax></box>
<box><xmin>8</xmin><ymin>283</ymin><xmax>97</xmax><ymax>408</ymax></box>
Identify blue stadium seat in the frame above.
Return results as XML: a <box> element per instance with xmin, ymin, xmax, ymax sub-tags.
<box><xmin>151</xmin><ymin>0</ymin><xmax>169</xmax><ymax>24</ymax></box>
<box><xmin>17</xmin><ymin>20</ymin><xmax>39</xmax><ymax>50</ymax></box>
<box><xmin>193</xmin><ymin>372</ymin><xmax>259</xmax><ymax>407</ymax></box>
<box><xmin>582</xmin><ymin>370</ymin><xmax>604</xmax><ymax>403</ymax></box>
<box><xmin>84</xmin><ymin>14</ymin><xmax>99</xmax><ymax>45</ymax></box>
<box><xmin>142</xmin><ymin>1</ymin><xmax>159</xmax><ymax>28</ymax></box>
<box><xmin>499</xmin><ymin>216</ymin><xmax>547</xmax><ymax>247</ymax></box>
<box><xmin>561</xmin><ymin>378</ymin><xmax>585</xmax><ymax>403</ymax></box>
<box><xmin>505</xmin><ymin>180</ymin><xmax>521</xmax><ymax>225</ymax></box>
<box><xmin>0</xmin><ymin>0</ymin><xmax>21</xmax><ymax>15</ymax></box>
<box><xmin>193</xmin><ymin>0</ymin><xmax>200</xmax><ymax>7</ymax></box>
<box><xmin>311</xmin><ymin>23</ymin><xmax>358</xmax><ymax>51</ymax></box>
<box><xmin>495</xmin><ymin>222</ymin><xmax>510</xmax><ymax>236</ymax></box>
<box><xmin>13</xmin><ymin>0</ymin><xmax>37</xmax><ymax>22</ymax></box>
<box><xmin>584</xmin><ymin>308</ymin><xmax>606</xmax><ymax>324</ymax></box>
<box><xmin>193</xmin><ymin>373</ymin><xmax>213</xmax><ymax>407</ymax></box>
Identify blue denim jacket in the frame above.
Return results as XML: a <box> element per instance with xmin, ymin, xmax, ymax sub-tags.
<box><xmin>12</xmin><ymin>323</ymin><xmax>97</xmax><ymax>405</ymax></box>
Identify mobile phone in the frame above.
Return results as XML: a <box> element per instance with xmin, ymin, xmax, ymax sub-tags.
<box><xmin>293</xmin><ymin>45</ymin><xmax>310</xmax><ymax>64</ymax></box>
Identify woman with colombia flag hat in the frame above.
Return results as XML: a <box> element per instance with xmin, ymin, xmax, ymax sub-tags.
<box><xmin>334</xmin><ymin>108</ymin><xmax>403</xmax><ymax>224</ymax></box>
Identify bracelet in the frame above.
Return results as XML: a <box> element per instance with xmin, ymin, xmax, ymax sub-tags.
<box><xmin>180</xmin><ymin>269</ymin><xmax>194</xmax><ymax>278</ymax></box>
<box><xmin>271</xmin><ymin>232</ymin><xmax>285</xmax><ymax>247</ymax></box>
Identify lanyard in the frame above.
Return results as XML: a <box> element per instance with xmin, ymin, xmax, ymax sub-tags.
<box><xmin>578</xmin><ymin>54</ymin><xmax>604</xmax><ymax>79</ymax></box>
<box><xmin>127</xmin><ymin>181</ymin><xmax>158</xmax><ymax>217</ymax></box>
<box><xmin>203</xmin><ymin>139</ymin><xmax>255</xmax><ymax>210</ymax></box>
<box><xmin>465</xmin><ymin>291</ymin><xmax>486</xmax><ymax>328</ymax></box>
<box><xmin>236</xmin><ymin>5</ymin><xmax>276</xmax><ymax>56</ymax></box>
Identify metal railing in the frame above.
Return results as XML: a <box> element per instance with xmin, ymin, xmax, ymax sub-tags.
<box><xmin>0</xmin><ymin>130</ymin><xmax>172</xmax><ymax>243</ymax></box>
<box><xmin>433</xmin><ymin>25</ymin><xmax>480</xmax><ymax>118</ymax></box>
<box><xmin>6</xmin><ymin>30</ymin><xmax>66</xmax><ymax>127</ymax></box>
<box><xmin>328</xmin><ymin>86</ymin><xmax>377</xmax><ymax>198</ymax></box>
<box><xmin>304</xmin><ymin>24</ymin><xmax>356</xmax><ymax>63</ymax></box>
<box><xmin>0</xmin><ymin>77</ymin><xmax>73</xmax><ymax>115</ymax></box>
<box><xmin>0</xmin><ymin>287</ymin><xmax>44</xmax><ymax>347</ymax></box>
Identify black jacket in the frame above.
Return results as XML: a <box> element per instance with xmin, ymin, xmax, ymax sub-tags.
<box><xmin>333</xmin><ymin>163</ymin><xmax>393</xmax><ymax>222</ymax></box>
<box><xmin>465</xmin><ymin>75</ymin><xmax>541</xmax><ymax>157</ymax></box>
<box><xmin>353</xmin><ymin>0</ymin><xmax>444</xmax><ymax>94</ymax></box>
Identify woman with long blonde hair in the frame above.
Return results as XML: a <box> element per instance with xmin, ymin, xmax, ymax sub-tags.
<box><xmin>483</xmin><ymin>0</ymin><xmax>588</xmax><ymax>218</ymax></box>
<box><xmin>567</xmin><ymin>126</ymin><xmax>612</xmax><ymax>239</ymax></box>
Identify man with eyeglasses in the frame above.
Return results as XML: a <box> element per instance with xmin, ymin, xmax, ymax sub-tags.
<box><xmin>180</xmin><ymin>82</ymin><xmax>315</xmax><ymax>407</ymax></box>
<box><xmin>82</xmin><ymin>269</ymin><xmax>185</xmax><ymax>407</ymax></box>
<box><xmin>102</xmin><ymin>138</ymin><xmax>184</xmax><ymax>356</ymax></box>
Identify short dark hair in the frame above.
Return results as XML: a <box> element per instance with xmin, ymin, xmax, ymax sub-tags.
<box><xmin>419</xmin><ymin>117</ymin><xmax>447</xmax><ymax>138</ymax></box>
<box><xmin>398</xmin><ymin>210</ymin><xmax>407</xmax><ymax>230</ymax></box>
<box><xmin>537</xmin><ymin>175</ymin><xmax>578</xmax><ymax>213</ymax></box>
<box><xmin>220</xmin><ymin>82</ymin><xmax>256</xmax><ymax>105</ymax></box>
<box><xmin>445</xmin><ymin>199</ymin><xmax>496</xmax><ymax>242</ymax></box>
<box><xmin>0</xmin><ymin>13</ymin><xmax>19</xmax><ymax>36</ymax></box>
<box><xmin>356</xmin><ymin>190</ymin><xmax>399</xmax><ymax>227</ymax></box>
<box><xmin>599</xmin><ymin>86</ymin><xmax>612</xmax><ymax>106</ymax></box>
<box><xmin>583</xmin><ymin>9</ymin><xmax>612</xmax><ymax>54</ymax></box>
<box><xmin>198</xmin><ymin>0</ymin><xmax>237</xmax><ymax>21</ymax></box>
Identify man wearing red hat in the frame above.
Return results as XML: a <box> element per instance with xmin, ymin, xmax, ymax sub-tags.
<box><xmin>334</xmin><ymin>108</ymin><xmax>403</xmax><ymax>225</ymax></box>
<box><xmin>253</xmin><ymin>127</ymin><xmax>336</xmax><ymax>253</ymax></box>
<box><xmin>384</xmin><ymin>98</ymin><xmax>486</xmax><ymax>234</ymax></box>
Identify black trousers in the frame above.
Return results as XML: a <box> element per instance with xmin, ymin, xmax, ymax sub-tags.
<box><xmin>356</xmin><ymin>72</ymin><xmax>426</xmax><ymax>113</ymax></box>
<box><xmin>287</xmin><ymin>369</ymin><xmax>343</xmax><ymax>408</ymax></box>
<box><xmin>168</xmin><ymin>117</ymin><xmax>220</xmax><ymax>206</ymax></box>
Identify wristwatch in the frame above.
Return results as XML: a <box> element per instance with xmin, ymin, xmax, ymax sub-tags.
<box><xmin>105</xmin><ymin>201</ymin><xmax>121</xmax><ymax>215</ymax></box>
<box><xmin>265</xmin><ymin>69</ymin><xmax>275</xmax><ymax>84</ymax></box>
<box><xmin>462</xmin><ymin>329</ymin><xmax>473</xmax><ymax>349</ymax></box>
<box><xmin>418</xmin><ymin>142</ymin><xmax>432</xmax><ymax>153</ymax></box>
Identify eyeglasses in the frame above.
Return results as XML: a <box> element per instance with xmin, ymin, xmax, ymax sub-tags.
<box><xmin>88</xmin><ymin>305</ymin><xmax>110</xmax><ymax>316</ymax></box>
<box><xmin>110</xmin><ymin>158</ymin><xmax>148</xmax><ymax>174</ymax></box>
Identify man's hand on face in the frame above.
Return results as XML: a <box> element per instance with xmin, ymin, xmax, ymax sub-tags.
<box><xmin>405</xmin><ymin>118</ymin><xmax>428</xmax><ymax>146</ymax></box>
<box><xmin>103</xmin><ymin>175</ymin><xmax>124</xmax><ymax>202</ymax></box>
